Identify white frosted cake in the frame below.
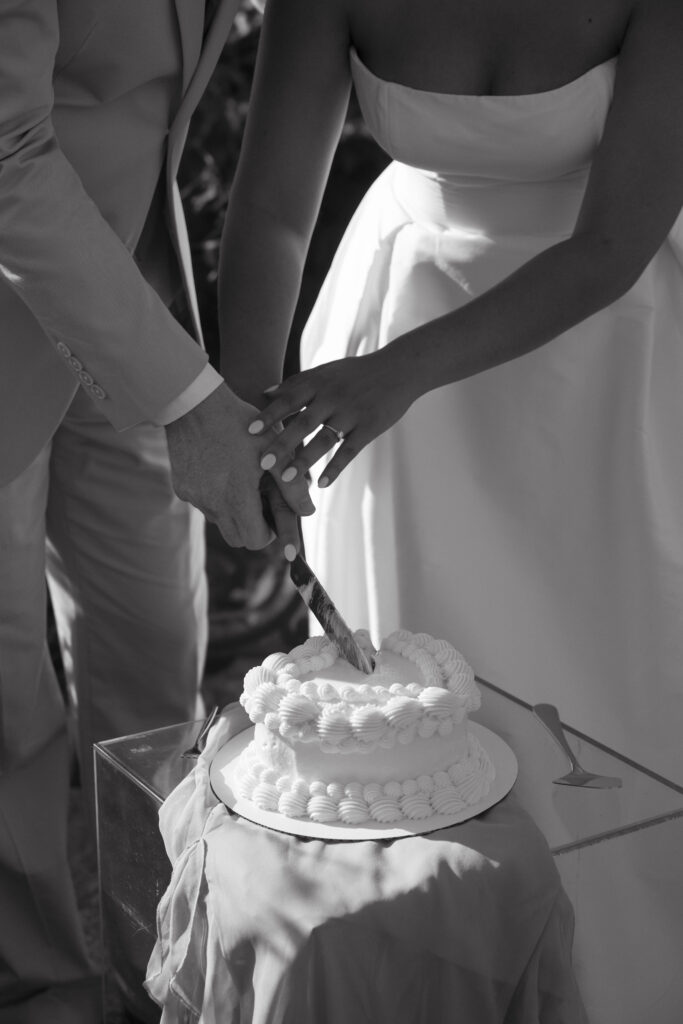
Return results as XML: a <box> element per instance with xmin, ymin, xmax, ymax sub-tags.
<box><xmin>235</xmin><ymin>629</ymin><xmax>494</xmax><ymax>825</ymax></box>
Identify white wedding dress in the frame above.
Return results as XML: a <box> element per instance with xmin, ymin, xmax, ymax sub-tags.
<box><xmin>302</xmin><ymin>48</ymin><xmax>683</xmax><ymax>784</ymax></box>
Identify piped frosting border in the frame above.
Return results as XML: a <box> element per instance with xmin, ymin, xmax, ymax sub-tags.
<box><xmin>240</xmin><ymin>629</ymin><xmax>481</xmax><ymax>755</ymax></box>
<box><xmin>237</xmin><ymin>730</ymin><xmax>495</xmax><ymax>824</ymax></box>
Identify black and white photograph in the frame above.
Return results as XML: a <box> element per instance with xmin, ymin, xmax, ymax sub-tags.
<box><xmin>1</xmin><ymin>1</ymin><xmax>682</xmax><ymax>1022</ymax></box>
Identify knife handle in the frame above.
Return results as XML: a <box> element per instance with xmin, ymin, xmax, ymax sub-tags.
<box><xmin>260</xmin><ymin>480</ymin><xmax>306</xmax><ymax>554</ymax></box>
<box><xmin>532</xmin><ymin>703</ymin><xmax>579</xmax><ymax>770</ymax></box>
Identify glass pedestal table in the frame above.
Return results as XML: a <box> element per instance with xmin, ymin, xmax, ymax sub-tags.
<box><xmin>94</xmin><ymin>680</ymin><xmax>683</xmax><ymax>1024</ymax></box>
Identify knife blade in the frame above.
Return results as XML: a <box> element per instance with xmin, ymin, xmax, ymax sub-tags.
<box><xmin>260</xmin><ymin>483</ymin><xmax>375</xmax><ymax>673</ymax></box>
<box><xmin>287</xmin><ymin>550</ymin><xmax>375</xmax><ymax>674</ymax></box>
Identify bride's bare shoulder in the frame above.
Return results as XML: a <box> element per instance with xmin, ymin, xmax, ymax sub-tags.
<box><xmin>627</xmin><ymin>0</ymin><xmax>683</xmax><ymax>36</ymax></box>
<box><xmin>618</xmin><ymin>0</ymin><xmax>683</xmax><ymax>77</ymax></box>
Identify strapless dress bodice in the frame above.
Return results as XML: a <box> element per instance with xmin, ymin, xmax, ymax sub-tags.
<box><xmin>349</xmin><ymin>48</ymin><xmax>618</xmax><ymax>239</ymax></box>
<box><xmin>350</xmin><ymin>48</ymin><xmax>617</xmax><ymax>182</ymax></box>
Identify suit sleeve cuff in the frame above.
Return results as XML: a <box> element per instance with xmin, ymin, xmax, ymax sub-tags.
<box><xmin>153</xmin><ymin>364</ymin><xmax>224</xmax><ymax>425</ymax></box>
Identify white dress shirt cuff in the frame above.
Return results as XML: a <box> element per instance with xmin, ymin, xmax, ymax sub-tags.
<box><xmin>153</xmin><ymin>364</ymin><xmax>224</xmax><ymax>426</ymax></box>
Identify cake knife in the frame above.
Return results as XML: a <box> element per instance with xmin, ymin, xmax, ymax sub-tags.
<box><xmin>261</xmin><ymin>491</ymin><xmax>375</xmax><ymax>674</ymax></box>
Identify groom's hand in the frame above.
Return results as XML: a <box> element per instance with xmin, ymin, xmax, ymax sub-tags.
<box><xmin>165</xmin><ymin>382</ymin><xmax>314</xmax><ymax>550</ymax></box>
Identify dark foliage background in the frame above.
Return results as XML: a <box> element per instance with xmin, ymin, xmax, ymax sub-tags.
<box><xmin>178</xmin><ymin>7</ymin><xmax>389</xmax><ymax>704</ymax></box>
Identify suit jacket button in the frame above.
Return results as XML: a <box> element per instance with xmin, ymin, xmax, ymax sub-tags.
<box><xmin>90</xmin><ymin>385</ymin><xmax>106</xmax><ymax>400</ymax></box>
<box><xmin>68</xmin><ymin>356</ymin><xmax>83</xmax><ymax>371</ymax></box>
<box><xmin>79</xmin><ymin>371</ymin><xmax>94</xmax><ymax>385</ymax></box>
<box><xmin>56</xmin><ymin>341</ymin><xmax>71</xmax><ymax>358</ymax></box>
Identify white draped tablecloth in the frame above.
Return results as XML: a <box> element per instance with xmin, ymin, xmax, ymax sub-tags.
<box><xmin>145</xmin><ymin>709</ymin><xmax>586</xmax><ymax>1024</ymax></box>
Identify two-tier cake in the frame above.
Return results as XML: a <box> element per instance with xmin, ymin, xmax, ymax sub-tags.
<box><xmin>231</xmin><ymin>629</ymin><xmax>496</xmax><ymax>826</ymax></box>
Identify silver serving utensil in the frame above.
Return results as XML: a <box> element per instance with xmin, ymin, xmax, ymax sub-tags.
<box><xmin>532</xmin><ymin>703</ymin><xmax>622</xmax><ymax>788</ymax></box>
<box><xmin>181</xmin><ymin>705</ymin><xmax>220</xmax><ymax>760</ymax></box>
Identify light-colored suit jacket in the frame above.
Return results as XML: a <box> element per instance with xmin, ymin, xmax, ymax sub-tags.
<box><xmin>0</xmin><ymin>0</ymin><xmax>241</xmax><ymax>486</ymax></box>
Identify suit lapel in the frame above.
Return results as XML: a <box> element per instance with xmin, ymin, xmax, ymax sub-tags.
<box><xmin>168</xmin><ymin>0</ymin><xmax>242</xmax><ymax>179</ymax></box>
<box><xmin>203</xmin><ymin>0</ymin><xmax>223</xmax><ymax>38</ymax></box>
<box><xmin>165</xmin><ymin>0</ymin><xmax>243</xmax><ymax>345</ymax></box>
<box><xmin>174</xmin><ymin>0</ymin><xmax>207</xmax><ymax>95</ymax></box>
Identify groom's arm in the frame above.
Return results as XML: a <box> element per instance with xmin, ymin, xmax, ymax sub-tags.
<box><xmin>0</xmin><ymin>0</ymin><xmax>312</xmax><ymax>548</ymax></box>
<box><xmin>0</xmin><ymin>0</ymin><xmax>210</xmax><ymax>427</ymax></box>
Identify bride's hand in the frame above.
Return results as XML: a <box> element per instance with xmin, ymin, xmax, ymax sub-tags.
<box><xmin>248</xmin><ymin>350</ymin><xmax>419</xmax><ymax>488</ymax></box>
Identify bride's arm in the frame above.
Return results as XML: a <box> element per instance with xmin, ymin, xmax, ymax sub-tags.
<box><xmin>252</xmin><ymin>0</ymin><xmax>683</xmax><ymax>488</ymax></box>
<box><xmin>406</xmin><ymin>0</ymin><xmax>683</xmax><ymax>392</ymax></box>
<box><xmin>217</xmin><ymin>0</ymin><xmax>352</xmax><ymax>406</ymax></box>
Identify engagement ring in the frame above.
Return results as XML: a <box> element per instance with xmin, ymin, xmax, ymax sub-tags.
<box><xmin>321</xmin><ymin>423</ymin><xmax>345</xmax><ymax>443</ymax></box>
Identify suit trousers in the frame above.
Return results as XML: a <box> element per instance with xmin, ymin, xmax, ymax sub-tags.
<box><xmin>0</xmin><ymin>387</ymin><xmax>207</xmax><ymax>1015</ymax></box>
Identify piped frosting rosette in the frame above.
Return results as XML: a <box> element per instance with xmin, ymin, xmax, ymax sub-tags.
<box><xmin>240</xmin><ymin>629</ymin><xmax>481</xmax><ymax>754</ymax></box>
<box><xmin>237</xmin><ymin>731</ymin><xmax>495</xmax><ymax>825</ymax></box>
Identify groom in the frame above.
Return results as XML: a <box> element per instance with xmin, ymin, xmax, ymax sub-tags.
<box><xmin>0</xmin><ymin>2</ymin><xmax>310</xmax><ymax>1021</ymax></box>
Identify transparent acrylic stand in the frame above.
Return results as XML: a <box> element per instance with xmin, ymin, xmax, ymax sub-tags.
<box><xmin>95</xmin><ymin>682</ymin><xmax>683</xmax><ymax>1024</ymax></box>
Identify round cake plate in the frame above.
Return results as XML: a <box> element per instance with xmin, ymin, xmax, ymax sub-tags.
<box><xmin>209</xmin><ymin>719</ymin><xmax>518</xmax><ymax>842</ymax></box>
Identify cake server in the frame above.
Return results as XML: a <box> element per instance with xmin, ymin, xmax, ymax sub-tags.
<box><xmin>533</xmin><ymin>703</ymin><xmax>622</xmax><ymax>788</ymax></box>
<box><xmin>181</xmin><ymin>704</ymin><xmax>220</xmax><ymax>759</ymax></box>
<box><xmin>260</xmin><ymin>490</ymin><xmax>374</xmax><ymax>673</ymax></box>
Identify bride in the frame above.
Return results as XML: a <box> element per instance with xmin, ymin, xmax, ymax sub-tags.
<box><xmin>218</xmin><ymin>0</ymin><xmax>683</xmax><ymax>786</ymax></box>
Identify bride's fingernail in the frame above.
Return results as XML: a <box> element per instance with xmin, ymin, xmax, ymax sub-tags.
<box><xmin>281</xmin><ymin>466</ymin><xmax>298</xmax><ymax>483</ymax></box>
<box><xmin>263</xmin><ymin>385</ymin><xmax>279</xmax><ymax>394</ymax></box>
<box><xmin>260</xmin><ymin>453</ymin><xmax>276</xmax><ymax>470</ymax></box>
<box><xmin>318</xmin><ymin>475</ymin><xmax>329</xmax><ymax>488</ymax></box>
<box><xmin>249</xmin><ymin>419</ymin><xmax>264</xmax><ymax>435</ymax></box>
<box><xmin>284</xmin><ymin>543</ymin><xmax>297</xmax><ymax>562</ymax></box>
